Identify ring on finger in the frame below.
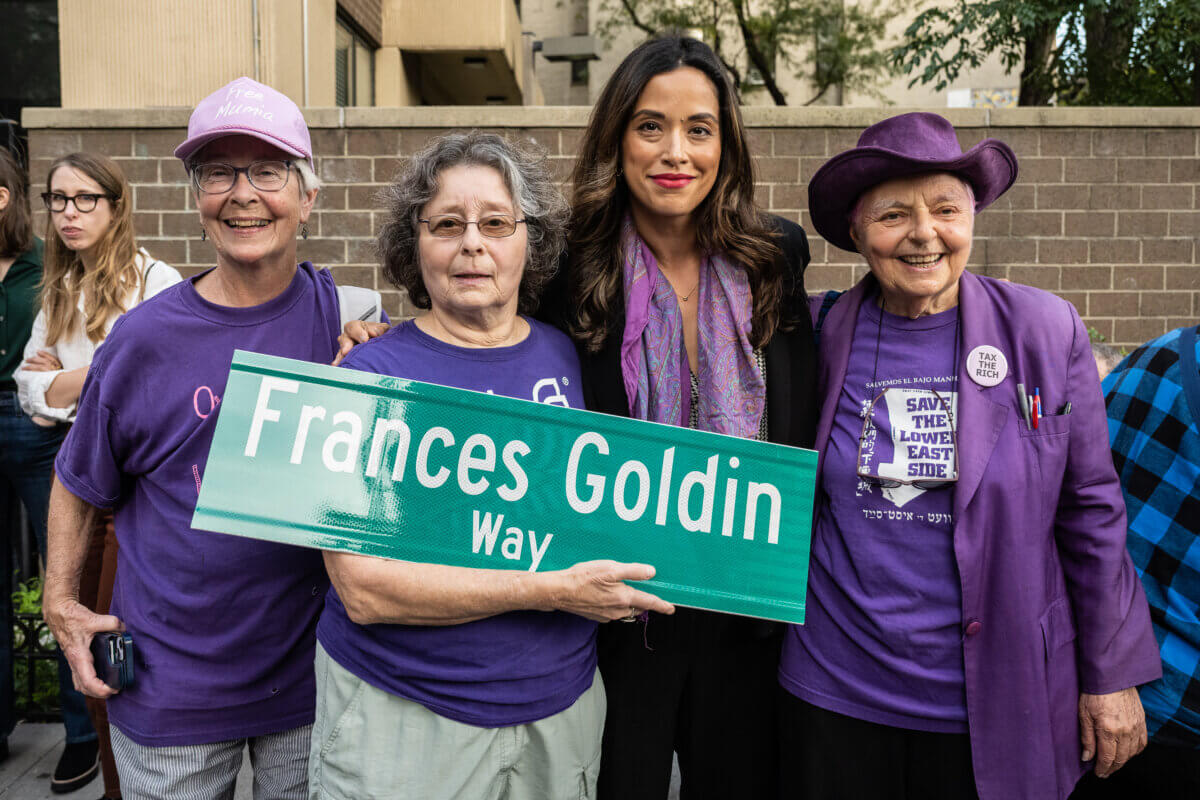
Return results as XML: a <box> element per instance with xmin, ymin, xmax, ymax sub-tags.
<box><xmin>620</xmin><ymin>607</ymin><xmax>639</xmax><ymax>622</ymax></box>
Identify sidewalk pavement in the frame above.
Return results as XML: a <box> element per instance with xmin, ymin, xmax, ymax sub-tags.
<box><xmin>0</xmin><ymin>722</ymin><xmax>253</xmax><ymax>799</ymax></box>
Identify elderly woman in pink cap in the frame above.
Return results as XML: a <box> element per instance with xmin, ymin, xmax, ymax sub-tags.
<box><xmin>43</xmin><ymin>77</ymin><xmax>381</xmax><ymax>799</ymax></box>
<box><xmin>777</xmin><ymin>113</ymin><xmax>1160</xmax><ymax>800</ymax></box>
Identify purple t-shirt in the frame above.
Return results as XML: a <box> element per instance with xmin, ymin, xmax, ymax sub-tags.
<box><xmin>55</xmin><ymin>263</ymin><xmax>342</xmax><ymax>746</ymax></box>
<box><xmin>317</xmin><ymin>318</ymin><xmax>597</xmax><ymax>728</ymax></box>
<box><xmin>780</xmin><ymin>299</ymin><xmax>968</xmax><ymax>733</ymax></box>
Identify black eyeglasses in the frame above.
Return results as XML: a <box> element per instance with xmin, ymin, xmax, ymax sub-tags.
<box><xmin>41</xmin><ymin>192</ymin><xmax>112</xmax><ymax>213</ymax></box>
<box><xmin>419</xmin><ymin>214</ymin><xmax>526</xmax><ymax>239</ymax></box>
<box><xmin>856</xmin><ymin>386</ymin><xmax>959</xmax><ymax>490</ymax></box>
<box><xmin>191</xmin><ymin>160</ymin><xmax>294</xmax><ymax>194</ymax></box>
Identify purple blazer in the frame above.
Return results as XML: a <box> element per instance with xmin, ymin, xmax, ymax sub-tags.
<box><xmin>811</xmin><ymin>271</ymin><xmax>1161</xmax><ymax>800</ymax></box>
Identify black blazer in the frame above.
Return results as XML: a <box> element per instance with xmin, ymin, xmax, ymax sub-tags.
<box><xmin>537</xmin><ymin>215</ymin><xmax>818</xmax><ymax>450</ymax></box>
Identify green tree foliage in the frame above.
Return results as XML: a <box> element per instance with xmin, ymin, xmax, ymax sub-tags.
<box><xmin>891</xmin><ymin>0</ymin><xmax>1200</xmax><ymax>105</ymax></box>
<box><xmin>596</xmin><ymin>0</ymin><xmax>905</xmax><ymax>106</ymax></box>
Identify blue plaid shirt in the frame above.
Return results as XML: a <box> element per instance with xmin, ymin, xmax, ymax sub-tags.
<box><xmin>1103</xmin><ymin>325</ymin><xmax>1200</xmax><ymax>749</ymax></box>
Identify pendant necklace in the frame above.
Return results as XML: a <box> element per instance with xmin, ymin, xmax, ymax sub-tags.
<box><xmin>677</xmin><ymin>280</ymin><xmax>700</xmax><ymax>302</ymax></box>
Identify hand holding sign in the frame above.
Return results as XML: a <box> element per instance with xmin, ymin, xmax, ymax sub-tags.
<box><xmin>324</xmin><ymin>551</ymin><xmax>672</xmax><ymax>626</ymax></box>
<box><xmin>546</xmin><ymin>560</ymin><xmax>675</xmax><ymax>622</ymax></box>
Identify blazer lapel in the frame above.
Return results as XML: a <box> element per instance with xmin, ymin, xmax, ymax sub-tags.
<box><xmin>765</xmin><ymin>333</ymin><xmax>792</xmax><ymax>444</ymax></box>
<box><xmin>814</xmin><ymin>280</ymin><xmax>871</xmax><ymax>487</ymax></box>
<box><xmin>952</xmin><ymin>273</ymin><xmax>1008</xmax><ymax>520</ymax></box>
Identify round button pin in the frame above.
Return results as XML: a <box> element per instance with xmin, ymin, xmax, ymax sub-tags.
<box><xmin>965</xmin><ymin>345</ymin><xmax>1008</xmax><ymax>387</ymax></box>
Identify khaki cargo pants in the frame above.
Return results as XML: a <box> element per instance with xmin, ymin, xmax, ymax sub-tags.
<box><xmin>308</xmin><ymin>644</ymin><xmax>604</xmax><ymax>800</ymax></box>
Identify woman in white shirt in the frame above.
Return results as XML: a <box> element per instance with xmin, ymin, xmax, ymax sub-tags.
<box><xmin>16</xmin><ymin>152</ymin><xmax>179</xmax><ymax>800</ymax></box>
<box><xmin>18</xmin><ymin>154</ymin><xmax>180</xmax><ymax>422</ymax></box>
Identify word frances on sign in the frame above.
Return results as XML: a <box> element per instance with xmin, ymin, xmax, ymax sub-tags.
<box><xmin>194</xmin><ymin>352</ymin><xmax>818</xmax><ymax>623</ymax></box>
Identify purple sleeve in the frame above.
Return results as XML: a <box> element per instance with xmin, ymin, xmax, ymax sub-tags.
<box><xmin>1053</xmin><ymin>308</ymin><xmax>1161</xmax><ymax>693</ymax></box>
<box><xmin>380</xmin><ymin>309</ymin><xmax>391</xmax><ymax>324</ymax></box>
<box><xmin>54</xmin><ymin>364</ymin><xmax>127</xmax><ymax>509</ymax></box>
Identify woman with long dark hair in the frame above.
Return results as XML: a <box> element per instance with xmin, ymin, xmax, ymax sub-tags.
<box><xmin>552</xmin><ymin>34</ymin><xmax>817</xmax><ymax>799</ymax></box>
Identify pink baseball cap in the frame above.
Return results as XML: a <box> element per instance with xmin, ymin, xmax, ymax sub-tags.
<box><xmin>174</xmin><ymin>77</ymin><xmax>314</xmax><ymax>168</ymax></box>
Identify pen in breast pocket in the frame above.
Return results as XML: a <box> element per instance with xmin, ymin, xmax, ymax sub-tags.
<box><xmin>1033</xmin><ymin>387</ymin><xmax>1042</xmax><ymax>429</ymax></box>
<box><xmin>1017</xmin><ymin>382</ymin><xmax>1032</xmax><ymax>429</ymax></box>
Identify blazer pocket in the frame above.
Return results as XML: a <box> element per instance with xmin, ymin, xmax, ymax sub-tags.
<box><xmin>1019</xmin><ymin>412</ymin><xmax>1071</xmax><ymax>439</ymax></box>
<box><xmin>1039</xmin><ymin>594</ymin><xmax>1081</xmax><ymax>790</ymax></box>
<box><xmin>1040</xmin><ymin>596</ymin><xmax>1078</xmax><ymax>659</ymax></box>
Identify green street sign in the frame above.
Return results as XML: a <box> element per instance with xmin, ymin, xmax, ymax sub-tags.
<box><xmin>193</xmin><ymin>351</ymin><xmax>818</xmax><ymax>623</ymax></box>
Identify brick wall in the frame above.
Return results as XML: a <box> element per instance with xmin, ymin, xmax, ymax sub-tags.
<box><xmin>22</xmin><ymin>107</ymin><xmax>1200</xmax><ymax>350</ymax></box>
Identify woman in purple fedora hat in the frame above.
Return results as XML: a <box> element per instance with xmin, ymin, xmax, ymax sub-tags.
<box><xmin>777</xmin><ymin>112</ymin><xmax>1160</xmax><ymax>800</ymax></box>
<box><xmin>43</xmin><ymin>76</ymin><xmax>383</xmax><ymax>800</ymax></box>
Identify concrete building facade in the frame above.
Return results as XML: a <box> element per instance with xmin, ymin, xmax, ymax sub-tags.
<box><xmin>53</xmin><ymin>0</ymin><xmax>1016</xmax><ymax>109</ymax></box>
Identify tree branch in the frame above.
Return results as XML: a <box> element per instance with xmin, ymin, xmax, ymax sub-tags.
<box><xmin>732</xmin><ymin>0</ymin><xmax>787</xmax><ymax>105</ymax></box>
<box><xmin>618</xmin><ymin>0</ymin><xmax>657</xmax><ymax>37</ymax></box>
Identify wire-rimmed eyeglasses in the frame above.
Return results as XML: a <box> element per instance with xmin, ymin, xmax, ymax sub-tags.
<box><xmin>419</xmin><ymin>214</ymin><xmax>527</xmax><ymax>239</ymax></box>
<box><xmin>191</xmin><ymin>160</ymin><xmax>294</xmax><ymax>194</ymax></box>
<box><xmin>856</xmin><ymin>386</ymin><xmax>959</xmax><ymax>490</ymax></box>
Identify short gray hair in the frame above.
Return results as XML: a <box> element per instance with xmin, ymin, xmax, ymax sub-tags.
<box><xmin>1092</xmin><ymin>341</ymin><xmax>1123</xmax><ymax>379</ymax></box>
<box><xmin>376</xmin><ymin>131</ymin><xmax>568</xmax><ymax>314</ymax></box>
<box><xmin>294</xmin><ymin>159</ymin><xmax>321</xmax><ymax>194</ymax></box>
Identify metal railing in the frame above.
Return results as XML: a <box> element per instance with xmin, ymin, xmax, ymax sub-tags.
<box><xmin>13</xmin><ymin>611</ymin><xmax>63</xmax><ymax>721</ymax></box>
<box><xmin>5</xmin><ymin>489</ymin><xmax>62</xmax><ymax>722</ymax></box>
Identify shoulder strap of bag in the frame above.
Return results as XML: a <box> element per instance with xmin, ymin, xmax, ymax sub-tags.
<box><xmin>1178</xmin><ymin>325</ymin><xmax>1200</xmax><ymax>431</ymax></box>
<box><xmin>137</xmin><ymin>248</ymin><xmax>157</xmax><ymax>303</ymax></box>
<box><xmin>337</xmin><ymin>285</ymin><xmax>384</xmax><ymax>327</ymax></box>
<box><xmin>813</xmin><ymin>290</ymin><xmax>843</xmax><ymax>348</ymax></box>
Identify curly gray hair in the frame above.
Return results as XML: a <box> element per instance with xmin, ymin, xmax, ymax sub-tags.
<box><xmin>377</xmin><ymin>131</ymin><xmax>568</xmax><ymax>314</ymax></box>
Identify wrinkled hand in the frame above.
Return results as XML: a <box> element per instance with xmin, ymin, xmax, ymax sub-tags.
<box><xmin>549</xmin><ymin>561</ymin><xmax>675</xmax><ymax>622</ymax></box>
<box><xmin>332</xmin><ymin>320</ymin><xmax>391</xmax><ymax>366</ymax></box>
<box><xmin>23</xmin><ymin>350</ymin><xmax>63</xmax><ymax>372</ymax></box>
<box><xmin>1079</xmin><ymin>688</ymin><xmax>1147</xmax><ymax>778</ymax></box>
<box><xmin>43</xmin><ymin>598</ymin><xmax>123</xmax><ymax>699</ymax></box>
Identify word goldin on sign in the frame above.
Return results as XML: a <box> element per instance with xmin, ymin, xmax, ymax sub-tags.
<box><xmin>194</xmin><ymin>352</ymin><xmax>818</xmax><ymax>623</ymax></box>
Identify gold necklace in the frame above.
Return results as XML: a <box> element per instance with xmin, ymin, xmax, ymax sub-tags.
<box><xmin>676</xmin><ymin>280</ymin><xmax>700</xmax><ymax>302</ymax></box>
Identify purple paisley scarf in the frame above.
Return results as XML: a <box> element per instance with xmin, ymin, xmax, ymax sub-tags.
<box><xmin>619</xmin><ymin>218</ymin><xmax>765</xmax><ymax>437</ymax></box>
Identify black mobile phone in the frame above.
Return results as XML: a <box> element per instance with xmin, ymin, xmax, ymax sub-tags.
<box><xmin>90</xmin><ymin>632</ymin><xmax>135</xmax><ymax>690</ymax></box>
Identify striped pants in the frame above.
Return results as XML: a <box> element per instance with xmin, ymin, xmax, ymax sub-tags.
<box><xmin>110</xmin><ymin>723</ymin><xmax>311</xmax><ymax>800</ymax></box>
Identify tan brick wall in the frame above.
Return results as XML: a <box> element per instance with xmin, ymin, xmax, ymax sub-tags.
<box><xmin>23</xmin><ymin>108</ymin><xmax>1199</xmax><ymax>349</ymax></box>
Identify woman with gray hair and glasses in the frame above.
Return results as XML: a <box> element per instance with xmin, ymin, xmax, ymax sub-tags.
<box><xmin>311</xmin><ymin>131</ymin><xmax>673</xmax><ymax>800</ymax></box>
<box><xmin>44</xmin><ymin>76</ymin><xmax>374</xmax><ymax>800</ymax></box>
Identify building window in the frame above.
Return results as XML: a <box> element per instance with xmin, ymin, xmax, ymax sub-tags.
<box><xmin>335</xmin><ymin>15</ymin><xmax>374</xmax><ymax>107</ymax></box>
<box><xmin>570</xmin><ymin>59</ymin><xmax>588</xmax><ymax>87</ymax></box>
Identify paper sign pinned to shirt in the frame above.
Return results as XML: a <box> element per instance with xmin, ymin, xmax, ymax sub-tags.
<box><xmin>193</xmin><ymin>351</ymin><xmax>818</xmax><ymax>623</ymax></box>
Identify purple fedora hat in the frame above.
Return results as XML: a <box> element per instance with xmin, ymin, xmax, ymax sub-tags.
<box><xmin>174</xmin><ymin>77</ymin><xmax>313</xmax><ymax>169</ymax></box>
<box><xmin>808</xmin><ymin>112</ymin><xmax>1018</xmax><ymax>253</ymax></box>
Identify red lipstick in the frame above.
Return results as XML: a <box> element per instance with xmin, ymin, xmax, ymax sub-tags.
<box><xmin>651</xmin><ymin>174</ymin><xmax>695</xmax><ymax>189</ymax></box>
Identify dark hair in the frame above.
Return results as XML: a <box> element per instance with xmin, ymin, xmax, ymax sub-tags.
<box><xmin>0</xmin><ymin>147</ymin><xmax>33</xmax><ymax>258</ymax></box>
<box><xmin>567</xmin><ymin>33</ymin><xmax>783</xmax><ymax>352</ymax></box>
<box><xmin>377</xmin><ymin>131</ymin><xmax>568</xmax><ymax>315</ymax></box>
